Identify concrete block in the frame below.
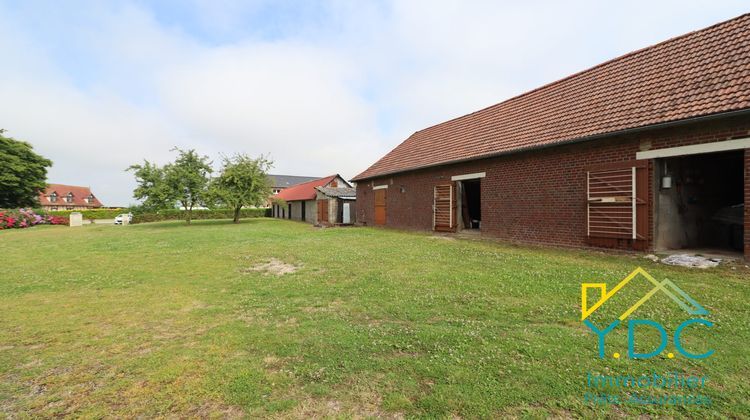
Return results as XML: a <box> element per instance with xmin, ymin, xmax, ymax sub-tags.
<box><xmin>69</xmin><ymin>212</ymin><xmax>83</xmax><ymax>227</ymax></box>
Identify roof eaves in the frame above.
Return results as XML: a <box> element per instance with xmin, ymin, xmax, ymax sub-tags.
<box><xmin>351</xmin><ymin>108</ymin><xmax>750</xmax><ymax>181</ymax></box>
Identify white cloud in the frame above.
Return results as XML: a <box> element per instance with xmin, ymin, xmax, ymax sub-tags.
<box><xmin>0</xmin><ymin>0</ymin><xmax>747</xmax><ymax>205</ymax></box>
<box><xmin>156</xmin><ymin>41</ymin><xmax>382</xmax><ymax>172</ymax></box>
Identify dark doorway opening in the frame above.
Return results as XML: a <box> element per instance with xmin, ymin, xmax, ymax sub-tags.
<box><xmin>656</xmin><ymin>150</ymin><xmax>744</xmax><ymax>253</ymax></box>
<box><xmin>301</xmin><ymin>202</ymin><xmax>306</xmax><ymax>221</ymax></box>
<box><xmin>288</xmin><ymin>203</ymin><xmax>292</xmax><ymax>220</ymax></box>
<box><xmin>460</xmin><ymin>179</ymin><xmax>481</xmax><ymax>230</ymax></box>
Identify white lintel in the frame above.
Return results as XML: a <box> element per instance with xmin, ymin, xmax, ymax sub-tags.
<box><xmin>636</xmin><ymin>137</ymin><xmax>750</xmax><ymax>160</ymax></box>
<box><xmin>451</xmin><ymin>172</ymin><xmax>486</xmax><ymax>181</ymax></box>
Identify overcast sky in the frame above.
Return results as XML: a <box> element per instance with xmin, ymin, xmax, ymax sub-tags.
<box><xmin>0</xmin><ymin>1</ymin><xmax>747</xmax><ymax>206</ymax></box>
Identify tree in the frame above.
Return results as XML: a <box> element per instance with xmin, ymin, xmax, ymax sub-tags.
<box><xmin>126</xmin><ymin>160</ymin><xmax>174</xmax><ymax>211</ymax></box>
<box><xmin>127</xmin><ymin>148</ymin><xmax>212</xmax><ymax>223</ymax></box>
<box><xmin>164</xmin><ymin>148</ymin><xmax>212</xmax><ymax>224</ymax></box>
<box><xmin>209</xmin><ymin>154</ymin><xmax>273</xmax><ymax>223</ymax></box>
<box><xmin>0</xmin><ymin>131</ymin><xmax>53</xmax><ymax>208</ymax></box>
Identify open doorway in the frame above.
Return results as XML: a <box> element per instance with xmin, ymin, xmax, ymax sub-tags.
<box><xmin>655</xmin><ymin>150</ymin><xmax>744</xmax><ymax>254</ymax></box>
<box><xmin>459</xmin><ymin>179</ymin><xmax>481</xmax><ymax>231</ymax></box>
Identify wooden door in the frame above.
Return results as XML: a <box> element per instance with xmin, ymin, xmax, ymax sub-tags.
<box><xmin>317</xmin><ymin>200</ymin><xmax>329</xmax><ymax>224</ymax></box>
<box><xmin>374</xmin><ymin>189</ymin><xmax>386</xmax><ymax>225</ymax></box>
<box><xmin>434</xmin><ymin>183</ymin><xmax>456</xmax><ymax>232</ymax></box>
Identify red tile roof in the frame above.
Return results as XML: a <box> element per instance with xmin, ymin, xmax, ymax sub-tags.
<box><xmin>353</xmin><ymin>14</ymin><xmax>750</xmax><ymax>181</ymax></box>
<box><xmin>39</xmin><ymin>184</ymin><xmax>103</xmax><ymax>207</ymax></box>
<box><xmin>274</xmin><ymin>175</ymin><xmax>338</xmax><ymax>201</ymax></box>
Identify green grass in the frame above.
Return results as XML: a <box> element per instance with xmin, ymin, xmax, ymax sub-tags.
<box><xmin>1</xmin><ymin>219</ymin><xmax>748</xmax><ymax>418</ymax></box>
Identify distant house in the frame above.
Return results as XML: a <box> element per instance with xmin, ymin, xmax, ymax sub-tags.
<box><xmin>272</xmin><ymin>174</ymin><xmax>356</xmax><ymax>225</ymax></box>
<box><xmin>38</xmin><ymin>184</ymin><xmax>103</xmax><ymax>211</ymax></box>
<box><xmin>267</xmin><ymin>174</ymin><xmax>321</xmax><ymax>196</ymax></box>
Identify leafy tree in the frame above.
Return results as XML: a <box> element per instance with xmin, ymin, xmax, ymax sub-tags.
<box><xmin>208</xmin><ymin>154</ymin><xmax>273</xmax><ymax>223</ymax></box>
<box><xmin>126</xmin><ymin>160</ymin><xmax>174</xmax><ymax>211</ymax></box>
<box><xmin>0</xmin><ymin>131</ymin><xmax>53</xmax><ymax>208</ymax></box>
<box><xmin>164</xmin><ymin>148</ymin><xmax>212</xmax><ymax>224</ymax></box>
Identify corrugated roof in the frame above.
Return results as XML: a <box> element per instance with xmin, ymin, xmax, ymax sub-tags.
<box><xmin>316</xmin><ymin>186</ymin><xmax>357</xmax><ymax>198</ymax></box>
<box><xmin>353</xmin><ymin>14</ymin><xmax>750</xmax><ymax>181</ymax></box>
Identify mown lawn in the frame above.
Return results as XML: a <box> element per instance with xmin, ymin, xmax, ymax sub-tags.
<box><xmin>0</xmin><ymin>219</ymin><xmax>748</xmax><ymax>418</ymax></box>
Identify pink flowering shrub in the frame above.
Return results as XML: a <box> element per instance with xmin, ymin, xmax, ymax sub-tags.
<box><xmin>0</xmin><ymin>209</ymin><xmax>68</xmax><ymax>230</ymax></box>
<box><xmin>47</xmin><ymin>215</ymin><xmax>68</xmax><ymax>225</ymax></box>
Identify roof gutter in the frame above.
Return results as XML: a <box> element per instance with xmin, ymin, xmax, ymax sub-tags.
<box><xmin>351</xmin><ymin>108</ymin><xmax>750</xmax><ymax>182</ymax></box>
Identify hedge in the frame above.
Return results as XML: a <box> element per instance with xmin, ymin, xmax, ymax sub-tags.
<box><xmin>45</xmin><ymin>208</ymin><xmax>124</xmax><ymax>220</ymax></box>
<box><xmin>132</xmin><ymin>208</ymin><xmax>270</xmax><ymax>224</ymax></box>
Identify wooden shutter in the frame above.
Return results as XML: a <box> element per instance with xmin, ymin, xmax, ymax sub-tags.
<box><xmin>434</xmin><ymin>183</ymin><xmax>456</xmax><ymax>232</ymax></box>
<box><xmin>374</xmin><ymin>189</ymin><xmax>386</xmax><ymax>225</ymax></box>
<box><xmin>587</xmin><ymin>161</ymin><xmax>648</xmax><ymax>242</ymax></box>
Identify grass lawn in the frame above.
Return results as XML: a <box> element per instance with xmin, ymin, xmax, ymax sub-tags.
<box><xmin>1</xmin><ymin>219</ymin><xmax>748</xmax><ymax>418</ymax></box>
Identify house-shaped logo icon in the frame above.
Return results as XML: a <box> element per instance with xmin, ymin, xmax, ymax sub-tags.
<box><xmin>581</xmin><ymin>267</ymin><xmax>709</xmax><ymax>321</ymax></box>
<box><xmin>581</xmin><ymin>267</ymin><xmax>712</xmax><ymax>360</ymax></box>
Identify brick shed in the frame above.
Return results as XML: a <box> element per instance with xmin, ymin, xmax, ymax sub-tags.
<box><xmin>352</xmin><ymin>14</ymin><xmax>750</xmax><ymax>259</ymax></box>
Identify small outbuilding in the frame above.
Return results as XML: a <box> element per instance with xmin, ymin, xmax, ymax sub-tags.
<box><xmin>271</xmin><ymin>174</ymin><xmax>356</xmax><ymax>225</ymax></box>
<box><xmin>316</xmin><ymin>186</ymin><xmax>357</xmax><ymax>225</ymax></box>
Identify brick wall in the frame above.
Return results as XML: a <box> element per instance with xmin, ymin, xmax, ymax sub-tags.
<box><xmin>356</xmin><ymin>114</ymin><xmax>750</xmax><ymax>258</ymax></box>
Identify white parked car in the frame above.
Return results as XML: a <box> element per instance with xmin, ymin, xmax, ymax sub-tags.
<box><xmin>114</xmin><ymin>213</ymin><xmax>133</xmax><ymax>225</ymax></box>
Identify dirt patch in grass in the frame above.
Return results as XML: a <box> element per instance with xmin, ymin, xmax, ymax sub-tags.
<box><xmin>186</xmin><ymin>402</ymin><xmax>245</xmax><ymax>419</ymax></box>
<box><xmin>428</xmin><ymin>235</ymin><xmax>455</xmax><ymax>241</ymax></box>
<box><xmin>241</xmin><ymin>259</ymin><xmax>301</xmax><ymax>276</ymax></box>
<box><xmin>280</xmin><ymin>394</ymin><xmax>402</xmax><ymax>419</ymax></box>
<box><xmin>301</xmin><ymin>299</ymin><xmax>344</xmax><ymax>314</ymax></box>
<box><xmin>180</xmin><ymin>300</ymin><xmax>209</xmax><ymax>312</ymax></box>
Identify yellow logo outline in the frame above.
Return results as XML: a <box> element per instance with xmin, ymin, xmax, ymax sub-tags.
<box><xmin>581</xmin><ymin>267</ymin><xmax>708</xmax><ymax>321</ymax></box>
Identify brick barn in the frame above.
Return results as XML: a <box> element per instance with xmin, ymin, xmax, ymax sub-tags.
<box><xmin>352</xmin><ymin>15</ymin><xmax>750</xmax><ymax>259</ymax></box>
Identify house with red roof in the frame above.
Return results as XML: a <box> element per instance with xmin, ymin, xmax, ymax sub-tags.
<box><xmin>272</xmin><ymin>174</ymin><xmax>356</xmax><ymax>225</ymax></box>
<box><xmin>38</xmin><ymin>184</ymin><xmax>104</xmax><ymax>211</ymax></box>
<box><xmin>353</xmin><ymin>14</ymin><xmax>750</xmax><ymax>259</ymax></box>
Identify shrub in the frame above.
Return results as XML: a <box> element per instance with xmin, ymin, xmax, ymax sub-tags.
<box><xmin>0</xmin><ymin>208</ymin><xmax>62</xmax><ymax>230</ymax></box>
<box><xmin>132</xmin><ymin>208</ymin><xmax>270</xmax><ymax>224</ymax></box>
<box><xmin>47</xmin><ymin>215</ymin><xmax>69</xmax><ymax>225</ymax></box>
